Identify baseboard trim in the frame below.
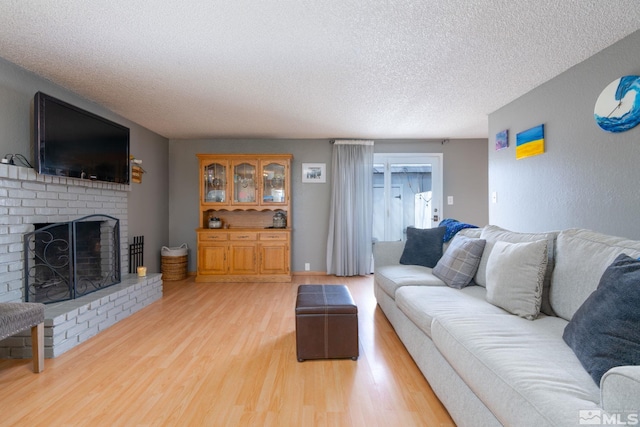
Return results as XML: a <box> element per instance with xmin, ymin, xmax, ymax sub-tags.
<box><xmin>293</xmin><ymin>271</ymin><xmax>328</xmax><ymax>276</ymax></box>
<box><xmin>187</xmin><ymin>270</ymin><xmax>329</xmax><ymax>277</ymax></box>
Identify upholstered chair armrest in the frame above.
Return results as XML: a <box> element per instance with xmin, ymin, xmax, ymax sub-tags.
<box><xmin>373</xmin><ymin>241</ymin><xmax>406</xmax><ymax>268</ymax></box>
<box><xmin>600</xmin><ymin>366</ymin><xmax>640</xmax><ymax>413</ymax></box>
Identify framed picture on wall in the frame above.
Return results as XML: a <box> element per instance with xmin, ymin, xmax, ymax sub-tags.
<box><xmin>495</xmin><ymin>129</ymin><xmax>508</xmax><ymax>151</ymax></box>
<box><xmin>302</xmin><ymin>163</ymin><xmax>326</xmax><ymax>183</ymax></box>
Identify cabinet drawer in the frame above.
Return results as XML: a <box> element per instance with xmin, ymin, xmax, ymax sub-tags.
<box><xmin>199</xmin><ymin>232</ymin><xmax>228</xmax><ymax>241</ymax></box>
<box><xmin>260</xmin><ymin>232</ymin><xmax>288</xmax><ymax>241</ymax></box>
<box><xmin>229</xmin><ymin>232</ymin><xmax>258</xmax><ymax>241</ymax></box>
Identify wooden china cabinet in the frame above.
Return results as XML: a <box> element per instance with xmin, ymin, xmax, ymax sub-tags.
<box><xmin>196</xmin><ymin>154</ymin><xmax>292</xmax><ymax>282</ymax></box>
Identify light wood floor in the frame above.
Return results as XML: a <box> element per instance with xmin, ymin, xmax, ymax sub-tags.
<box><xmin>0</xmin><ymin>275</ymin><xmax>454</xmax><ymax>427</ymax></box>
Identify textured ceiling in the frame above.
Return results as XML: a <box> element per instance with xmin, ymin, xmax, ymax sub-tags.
<box><xmin>0</xmin><ymin>1</ymin><xmax>639</xmax><ymax>140</ymax></box>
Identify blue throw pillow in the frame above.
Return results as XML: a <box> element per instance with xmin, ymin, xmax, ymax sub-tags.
<box><xmin>562</xmin><ymin>253</ymin><xmax>640</xmax><ymax>386</ymax></box>
<box><xmin>399</xmin><ymin>226</ymin><xmax>446</xmax><ymax>268</ymax></box>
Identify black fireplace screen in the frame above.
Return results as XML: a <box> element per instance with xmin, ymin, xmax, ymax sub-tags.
<box><xmin>24</xmin><ymin>214</ymin><xmax>121</xmax><ymax>304</ymax></box>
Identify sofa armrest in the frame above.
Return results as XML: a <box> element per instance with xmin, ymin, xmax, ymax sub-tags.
<box><xmin>600</xmin><ymin>366</ymin><xmax>640</xmax><ymax>412</ymax></box>
<box><xmin>373</xmin><ymin>241</ymin><xmax>405</xmax><ymax>268</ymax></box>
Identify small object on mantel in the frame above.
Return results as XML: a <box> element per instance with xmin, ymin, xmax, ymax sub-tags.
<box><xmin>130</xmin><ymin>155</ymin><xmax>145</xmax><ymax>183</ymax></box>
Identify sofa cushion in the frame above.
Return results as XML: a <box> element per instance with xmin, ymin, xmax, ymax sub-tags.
<box><xmin>550</xmin><ymin>229</ymin><xmax>640</xmax><ymax>321</ymax></box>
<box><xmin>433</xmin><ymin>235</ymin><xmax>486</xmax><ymax>289</ymax></box>
<box><xmin>600</xmin><ymin>366</ymin><xmax>640</xmax><ymax>413</ymax></box>
<box><xmin>475</xmin><ymin>225</ymin><xmax>558</xmax><ymax>316</ymax></box>
<box><xmin>431</xmin><ymin>313</ymin><xmax>601</xmax><ymax>427</ymax></box>
<box><xmin>372</xmin><ymin>240</ymin><xmax>406</xmax><ymax>268</ymax></box>
<box><xmin>563</xmin><ymin>254</ymin><xmax>640</xmax><ymax>386</ymax></box>
<box><xmin>485</xmin><ymin>239</ymin><xmax>548</xmax><ymax>320</ymax></box>
<box><xmin>375</xmin><ymin>265</ymin><xmax>445</xmax><ymax>300</ymax></box>
<box><xmin>395</xmin><ymin>285</ymin><xmax>506</xmax><ymax>338</ymax></box>
<box><xmin>399</xmin><ymin>226</ymin><xmax>446</xmax><ymax>268</ymax></box>
<box><xmin>456</xmin><ymin>227</ymin><xmax>483</xmax><ymax>240</ymax></box>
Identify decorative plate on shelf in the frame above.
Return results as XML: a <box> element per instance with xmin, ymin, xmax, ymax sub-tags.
<box><xmin>206</xmin><ymin>190</ymin><xmax>224</xmax><ymax>202</ymax></box>
<box><xmin>594</xmin><ymin>75</ymin><xmax>640</xmax><ymax>133</ymax></box>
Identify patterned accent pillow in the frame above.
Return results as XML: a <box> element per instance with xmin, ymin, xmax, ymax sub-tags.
<box><xmin>433</xmin><ymin>235</ymin><xmax>486</xmax><ymax>289</ymax></box>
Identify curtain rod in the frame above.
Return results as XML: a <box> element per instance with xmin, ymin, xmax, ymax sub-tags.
<box><xmin>330</xmin><ymin>139</ymin><xmax>374</xmax><ymax>145</ymax></box>
<box><xmin>330</xmin><ymin>139</ymin><xmax>449</xmax><ymax>144</ymax></box>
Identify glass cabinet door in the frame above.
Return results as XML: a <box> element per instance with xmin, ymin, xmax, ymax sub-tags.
<box><xmin>233</xmin><ymin>161</ymin><xmax>257</xmax><ymax>203</ymax></box>
<box><xmin>261</xmin><ymin>161</ymin><xmax>287</xmax><ymax>204</ymax></box>
<box><xmin>203</xmin><ymin>161</ymin><xmax>227</xmax><ymax>203</ymax></box>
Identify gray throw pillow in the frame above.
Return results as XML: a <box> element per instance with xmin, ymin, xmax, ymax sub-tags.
<box><xmin>485</xmin><ymin>239</ymin><xmax>548</xmax><ymax>320</ymax></box>
<box><xmin>563</xmin><ymin>254</ymin><xmax>640</xmax><ymax>386</ymax></box>
<box><xmin>399</xmin><ymin>226</ymin><xmax>446</xmax><ymax>268</ymax></box>
<box><xmin>433</xmin><ymin>235</ymin><xmax>486</xmax><ymax>289</ymax></box>
<box><xmin>475</xmin><ymin>225</ymin><xmax>557</xmax><ymax>317</ymax></box>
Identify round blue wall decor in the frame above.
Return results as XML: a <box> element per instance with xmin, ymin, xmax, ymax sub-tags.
<box><xmin>594</xmin><ymin>75</ymin><xmax>640</xmax><ymax>133</ymax></box>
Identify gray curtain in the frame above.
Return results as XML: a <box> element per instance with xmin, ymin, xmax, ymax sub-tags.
<box><xmin>326</xmin><ymin>140</ymin><xmax>374</xmax><ymax>276</ymax></box>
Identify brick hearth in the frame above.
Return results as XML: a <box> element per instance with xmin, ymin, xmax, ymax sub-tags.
<box><xmin>0</xmin><ymin>162</ymin><xmax>163</xmax><ymax>358</ymax></box>
<box><xmin>1</xmin><ymin>274</ymin><xmax>162</xmax><ymax>358</ymax></box>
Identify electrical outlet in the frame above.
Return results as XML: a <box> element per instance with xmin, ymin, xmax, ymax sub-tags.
<box><xmin>447</xmin><ymin>196</ymin><xmax>454</xmax><ymax>205</ymax></box>
<box><xmin>304</xmin><ymin>263</ymin><xmax>310</xmax><ymax>271</ymax></box>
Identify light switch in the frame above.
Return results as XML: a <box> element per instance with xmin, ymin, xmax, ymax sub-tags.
<box><xmin>492</xmin><ymin>192</ymin><xmax>498</xmax><ymax>203</ymax></box>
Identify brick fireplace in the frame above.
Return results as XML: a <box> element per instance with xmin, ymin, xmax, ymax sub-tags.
<box><xmin>25</xmin><ymin>215</ymin><xmax>121</xmax><ymax>304</ymax></box>
<box><xmin>0</xmin><ymin>163</ymin><xmax>162</xmax><ymax>358</ymax></box>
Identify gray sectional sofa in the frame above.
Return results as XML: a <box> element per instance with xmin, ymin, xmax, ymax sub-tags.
<box><xmin>373</xmin><ymin>225</ymin><xmax>640</xmax><ymax>427</ymax></box>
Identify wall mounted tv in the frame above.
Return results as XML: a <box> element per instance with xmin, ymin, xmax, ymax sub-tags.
<box><xmin>34</xmin><ymin>92</ymin><xmax>130</xmax><ymax>184</ymax></box>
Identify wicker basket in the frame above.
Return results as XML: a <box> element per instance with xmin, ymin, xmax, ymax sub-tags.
<box><xmin>161</xmin><ymin>244</ymin><xmax>188</xmax><ymax>281</ymax></box>
<box><xmin>161</xmin><ymin>255</ymin><xmax>188</xmax><ymax>280</ymax></box>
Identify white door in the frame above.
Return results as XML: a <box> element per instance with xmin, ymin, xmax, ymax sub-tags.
<box><xmin>373</xmin><ymin>185</ymin><xmax>403</xmax><ymax>241</ymax></box>
<box><xmin>373</xmin><ymin>154</ymin><xmax>443</xmax><ymax>241</ymax></box>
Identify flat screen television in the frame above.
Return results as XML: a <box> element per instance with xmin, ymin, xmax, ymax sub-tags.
<box><xmin>34</xmin><ymin>92</ymin><xmax>130</xmax><ymax>184</ymax></box>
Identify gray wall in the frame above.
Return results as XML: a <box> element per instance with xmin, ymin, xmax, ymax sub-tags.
<box><xmin>375</xmin><ymin>139</ymin><xmax>489</xmax><ymax>228</ymax></box>
<box><xmin>0</xmin><ymin>57</ymin><xmax>489</xmax><ymax>278</ymax></box>
<box><xmin>488</xmin><ymin>30</ymin><xmax>640</xmax><ymax>239</ymax></box>
<box><xmin>168</xmin><ymin>138</ymin><xmax>488</xmax><ymax>273</ymax></box>
<box><xmin>127</xmin><ymin>127</ymin><xmax>170</xmax><ymax>273</ymax></box>
<box><xmin>0</xmin><ymin>57</ymin><xmax>170</xmax><ymax>272</ymax></box>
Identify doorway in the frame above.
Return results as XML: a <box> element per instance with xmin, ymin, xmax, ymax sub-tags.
<box><xmin>373</xmin><ymin>154</ymin><xmax>443</xmax><ymax>241</ymax></box>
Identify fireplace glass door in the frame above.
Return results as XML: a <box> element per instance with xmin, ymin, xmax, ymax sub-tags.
<box><xmin>24</xmin><ymin>214</ymin><xmax>121</xmax><ymax>304</ymax></box>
